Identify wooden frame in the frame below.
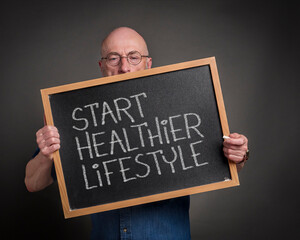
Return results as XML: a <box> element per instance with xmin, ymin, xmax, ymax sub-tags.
<box><xmin>41</xmin><ymin>57</ymin><xmax>239</xmax><ymax>218</ymax></box>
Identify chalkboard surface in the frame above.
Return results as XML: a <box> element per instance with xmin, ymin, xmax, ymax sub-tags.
<box><xmin>41</xmin><ymin>57</ymin><xmax>239</xmax><ymax>218</ymax></box>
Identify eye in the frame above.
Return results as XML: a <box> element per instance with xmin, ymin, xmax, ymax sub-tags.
<box><xmin>108</xmin><ymin>55</ymin><xmax>120</xmax><ymax>61</ymax></box>
<box><xmin>128</xmin><ymin>52</ymin><xmax>141</xmax><ymax>63</ymax></box>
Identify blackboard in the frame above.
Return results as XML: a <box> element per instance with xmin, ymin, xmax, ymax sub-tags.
<box><xmin>41</xmin><ymin>57</ymin><xmax>239</xmax><ymax>218</ymax></box>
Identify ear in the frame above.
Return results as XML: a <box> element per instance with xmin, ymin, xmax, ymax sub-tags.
<box><xmin>146</xmin><ymin>57</ymin><xmax>152</xmax><ymax>69</ymax></box>
<box><xmin>98</xmin><ymin>60</ymin><xmax>105</xmax><ymax>75</ymax></box>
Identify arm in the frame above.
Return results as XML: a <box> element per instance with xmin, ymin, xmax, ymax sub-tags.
<box><xmin>25</xmin><ymin>126</ymin><xmax>60</xmax><ymax>192</ymax></box>
<box><xmin>222</xmin><ymin>133</ymin><xmax>249</xmax><ymax>172</ymax></box>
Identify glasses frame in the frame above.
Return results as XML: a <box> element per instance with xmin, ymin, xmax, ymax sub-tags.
<box><xmin>100</xmin><ymin>51</ymin><xmax>149</xmax><ymax>66</ymax></box>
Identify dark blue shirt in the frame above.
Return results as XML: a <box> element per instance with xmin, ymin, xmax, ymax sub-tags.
<box><xmin>32</xmin><ymin>149</ymin><xmax>191</xmax><ymax>239</ymax></box>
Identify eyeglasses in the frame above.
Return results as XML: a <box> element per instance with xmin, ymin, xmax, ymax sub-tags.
<box><xmin>101</xmin><ymin>51</ymin><xmax>149</xmax><ymax>66</ymax></box>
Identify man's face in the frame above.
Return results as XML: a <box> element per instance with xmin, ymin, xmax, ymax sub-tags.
<box><xmin>99</xmin><ymin>29</ymin><xmax>152</xmax><ymax>77</ymax></box>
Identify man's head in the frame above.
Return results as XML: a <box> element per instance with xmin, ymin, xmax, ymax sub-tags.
<box><xmin>99</xmin><ymin>27</ymin><xmax>152</xmax><ymax>76</ymax></box>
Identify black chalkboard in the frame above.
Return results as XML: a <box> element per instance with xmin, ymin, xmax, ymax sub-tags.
<box><xmin>41</xmin><ymin>57</ymin><xmax>239</xmax><ymax>218</ymax></box>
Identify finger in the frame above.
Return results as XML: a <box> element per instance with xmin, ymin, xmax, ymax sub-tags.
<box><xmin>37</xmin><ymin>130</ymin><xmax>60</xmax><ymax>143</ymax></box>
<box><xmin>38</xmin><ymin>137</ymin><xmax>60</xmax><ymax>150</ymax></box>
<box><xmin>224</xmin><ymin>134</ymin><xmax>247</xmax><ymax>147</ymax></box>
<box><xmin>223</xmin><ymin>147</ymin><xmax>245</xmax><ymax>157</ymax></box>
<box><xmin>224</xmin><ymin>137</ymin><xmax>246</xmax><ymax>146</ymax></box>
<box><xmin>224</xmin><ymin>152</ymin><xmax>244</xmax><ymax>163</ymax></box>
<box><xmin>229</xmin><ymin>133</ymin><xmax>248</xmax><ymax>142</ymax></box>
<box><xmin>36</xmin><ymin>126</ymin><xmax>60</xmax><ymax>144</ymax></box>
<box><xmin>40</xmin><ymin>144</ymin><xmax>60</xmax><ymax>157</ymax></box>
<box><xmin>37</xmin><ymin>134</ymin><xmax>60</xmax><ymax>148</ymax></box>
<box><xmin>45</xmin><ymin>137</ymin><xmax>60</xmax><ymax>148</ymax></box>
<box><xmin>223</xmin><ymin>141</ymin><xmax>248</xmax><ymax>151</ymax></box>
<box><xmin>229</xmin><ymin>133</ymin><xmax>241</xmax><ymax>139</ymax></box>
<box><xmin>36</xmin><ymin>126</ymin><xmax>59</xmax><ymax>137</ymax></box>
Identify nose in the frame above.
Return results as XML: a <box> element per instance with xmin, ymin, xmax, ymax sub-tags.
<box><xmin>118</xmin><ymin>57</ymin><xmax>130</xmax><ymax>74</ymax></box>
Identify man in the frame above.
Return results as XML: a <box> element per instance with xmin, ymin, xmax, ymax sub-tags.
<box><xmin>25</xmin><ymin>27</ymin><xmax>249</xmax><ymax>239</ymax></box>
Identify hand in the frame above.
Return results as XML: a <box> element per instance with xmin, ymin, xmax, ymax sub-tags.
<box><xmin>223</xmin><ymin>133</ymin><xmax>248</xmax><ymax>165</ymax></box>
<box><xmin>36</xmin><ymin>125</ymin><xmax>60</xmax><ymax>159</ymax></box>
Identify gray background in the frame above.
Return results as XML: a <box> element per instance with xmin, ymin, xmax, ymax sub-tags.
<box><xmin>1</xmin><ymin>0</ymin><xmax>299</xmax><ymax>239</ymax></box>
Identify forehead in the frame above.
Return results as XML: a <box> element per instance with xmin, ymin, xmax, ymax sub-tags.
<box><xmin>102</xmin><ymin>34</ymin><xmax>147</xmax><ymax>56</ymax></box>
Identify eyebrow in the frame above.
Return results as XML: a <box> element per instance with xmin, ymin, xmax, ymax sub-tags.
<box><xmin>108</xmin><ymin>51</ymin><xmax>140</xmax><ymax>55</ymax></box>
<box><xmin>105</xmin><ymin>51</ymin><xmax>144</xmax><ymax>59</ymax></box>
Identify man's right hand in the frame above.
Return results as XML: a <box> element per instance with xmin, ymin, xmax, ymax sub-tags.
<box><xmin>36</xmin><ymin>125</ymin><xmax>60</xmax><ymax>160</ymax></box>
<box><xmin>25</xmin><ymin>126</ymin><xmax>60</xmax><ymax>192</ymax></box>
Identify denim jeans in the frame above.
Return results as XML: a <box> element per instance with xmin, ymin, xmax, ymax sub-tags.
<box><xmin>90</xmin><ymin>196</ymin><xmax>191</xmax><ymax>240</ymax></box>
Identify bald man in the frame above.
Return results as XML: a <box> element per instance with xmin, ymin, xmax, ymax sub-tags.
<box><xmin>25</xmin><ymin>27</ymin><xmax>249</xmax><ymax>240</ymax></box>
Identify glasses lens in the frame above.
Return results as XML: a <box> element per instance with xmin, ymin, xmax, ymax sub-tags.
<box><xmin>107</xmin><ymin>53</ymin><xmax>120</xmax><ymax>66</ymax></box>
<box><xmin>128</xmin><ymin>51</ymin><xmax>142</xmax><ymax>65</ymax></box>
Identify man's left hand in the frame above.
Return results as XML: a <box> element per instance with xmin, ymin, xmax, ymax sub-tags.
<box><xmin>223</xmin><ymin>133</ymin><xmax>248</xmax><ymax>169</ymax></box>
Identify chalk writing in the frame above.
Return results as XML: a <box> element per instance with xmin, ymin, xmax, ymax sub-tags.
<box><xmin>72</xmin><ymin>92</ymin><xmax>207</xmax><ymax>190</ymax></box>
